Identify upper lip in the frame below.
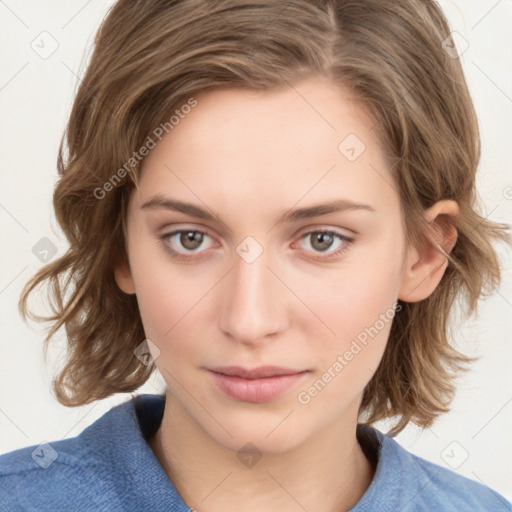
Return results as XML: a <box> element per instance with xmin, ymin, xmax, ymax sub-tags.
<box><xmin>208</xmin><ymin>366</ymin><xmax>307</xmax><ymax>379</ymax></box>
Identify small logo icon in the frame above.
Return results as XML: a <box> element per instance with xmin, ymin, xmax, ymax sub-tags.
<box><xmin>338</xmin><ymin>133</ymin><xmax>366</xmax><ymax>162</ymax></box>
<box><xmin>30</xmin><ymin>31</ymin><xmax>59</xmax><ymax>60</ymax></box>
<box><xmin>440</xmin><ymin>440</ymin><xmax>469</xmax><ymax>469</ymax></box>
<box><xmin>134</xmin><ymin>339</ymin><xmax>160</xmax><ymax>365</ymax></box>
<box><xmin>503</xmin><ymin>186</ymin><xmax>512</xmax><ymax>201</ymax></box>
<box><xmin>32</xmin><ymin>237</ymin><xmax>58</xmax><ymax>262</ymax></box>
<box><xmin>237</xmin><ymin>442</ymin><xmax>262</xmax><ymax>468</ymax></box>
<box><xmin>441</xmin><ymin>31</ymin><xmax>469</xmax><ymax>59</ymax></box>
<box><xmin>31</xmin><ymin>442</ymin><xmax>58</xmax><ymax>469</ymax></box>
<box><xmin>236</xmin><ymin>236</ymin><xmax>263</xmax><ymax>264</ymax></box>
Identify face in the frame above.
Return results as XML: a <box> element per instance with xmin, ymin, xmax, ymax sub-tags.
<box><xmin>116</xmin><ymin>77</ymin><xmax>413</xmax><ymax>453</ymax></box>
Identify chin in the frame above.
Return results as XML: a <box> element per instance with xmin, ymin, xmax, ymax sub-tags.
<box><xmin>201</xmin><ymin>408</ymin><xmax>311</xmax><ymax>456</ymax></box>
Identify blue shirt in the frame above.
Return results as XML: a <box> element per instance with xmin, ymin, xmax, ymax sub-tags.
<box><xmin>0</xmin><ymin>393</ymin><xmax>510</xmax><ymax>511</ymax></box>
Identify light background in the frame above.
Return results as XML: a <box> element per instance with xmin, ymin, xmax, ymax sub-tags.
<box><xmin>0</xmin><ymin>0</ymin><xmax>511</xmax><ymax>502</ymax></box>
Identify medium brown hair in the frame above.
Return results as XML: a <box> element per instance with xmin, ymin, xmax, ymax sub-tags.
<box><xmin>19</xmin><ymin>0</ymin><xmax>509</xmax><ymax>434</ymax></box>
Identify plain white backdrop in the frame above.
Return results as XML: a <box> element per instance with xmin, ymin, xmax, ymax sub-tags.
<box><xmin>1</xmin><ymin>0</ymin><xmax>511</xmax><ymax>502</ymax></box>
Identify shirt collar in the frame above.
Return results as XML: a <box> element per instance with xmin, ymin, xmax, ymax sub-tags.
<box><xmin>85</xmin><ymin>393</ymin><xmax>404</xmax><ymax>511</ymax></box>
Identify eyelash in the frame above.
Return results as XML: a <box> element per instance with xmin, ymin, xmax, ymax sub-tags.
<box><xmin>159</xmin><ymin>228</ymin><xmax>354</xmax><ymax>262</ymax></box>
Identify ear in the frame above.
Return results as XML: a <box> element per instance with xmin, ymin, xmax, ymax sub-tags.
<box><xmin>398</xmin><ymin>200</ymin><xmax>459</xmax><ymax>303</ymax></box>
<box><xmin>114</xmin><ymin>255</ymin><xmax>136</xmax><ymax>295</ymax></box>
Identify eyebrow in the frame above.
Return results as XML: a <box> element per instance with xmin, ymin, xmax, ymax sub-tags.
<box><xmin>141</xmin><ymin>194</ymin><xmax>376</xmax><ymax>225</ymax></box>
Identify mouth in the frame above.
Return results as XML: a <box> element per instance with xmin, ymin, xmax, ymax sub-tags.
<box><xmin>207</xmin><ymin>366</ymin><xmax>310</xmax><ymax>403</ymax></box>
<box><xmin>208</xmin><ymin>365</ymin><xmax>307</xmax><ymax>379</ymax></box>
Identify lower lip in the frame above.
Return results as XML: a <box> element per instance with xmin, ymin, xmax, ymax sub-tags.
<box><xmin>209</xmin><ymin>371</ymin><xmax>308</xmax><ymax>403</ymax></box>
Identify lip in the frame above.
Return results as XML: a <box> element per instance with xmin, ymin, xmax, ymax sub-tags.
<box><xmin>207</xmin><ymin>366</ymin><xmax>309</xmax><ymax>403</ymax></box>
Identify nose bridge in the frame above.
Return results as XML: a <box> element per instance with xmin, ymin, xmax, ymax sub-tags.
<box><xmin>219</xmin><ymin>240</ymin><xmax>285</xmax><ymax>343</ymax></box>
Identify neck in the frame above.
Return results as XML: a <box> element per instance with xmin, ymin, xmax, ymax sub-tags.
<box><xmin>148</xmin><ymin>393</ymin><xmax>376</xmax><ymax>512</ymax></box>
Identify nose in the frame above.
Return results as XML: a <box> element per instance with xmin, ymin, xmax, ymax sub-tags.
<box><xmin>218</xmin><ymin>243</ymin><xmax>287</xmax><ymax>345</ymax></box>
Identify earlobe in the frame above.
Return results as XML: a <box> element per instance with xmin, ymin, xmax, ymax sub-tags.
<box><xmin>398</xmin><ymin>200</ymin><xmax>459</xmax><ymax>303</ymax></box>
<box><xmin>114</xmin><ymin>260</ymin><xmax>136</xmax><ymax>295</ymax></box>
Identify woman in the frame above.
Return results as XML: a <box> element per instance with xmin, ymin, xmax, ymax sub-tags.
<box><xmin>1</xmin><ymin>1</ymin><xmax>510</xmax><ymax>510</ymax></box>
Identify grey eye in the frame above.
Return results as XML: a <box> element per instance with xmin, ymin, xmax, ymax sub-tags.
<box><xmin>309</xmin><ymin>232</ymin><xmax>336</xmax><ymax>252</ymax></box>
<box><xmin>300</xmin><ymin>230</ymin><xmax>347</xmax><ymax>254</ymax></box>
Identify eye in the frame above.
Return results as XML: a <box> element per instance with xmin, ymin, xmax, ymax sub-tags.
<box><xmin>158</xmin><ymin>227</ymin><xmax>354</xmax><ymax>262</ymax></box>
<box><xmin>296</xmin><ymin>229</ymin><xmax>353</xmax><ymax>258</ymax></box>
<box><xmin>160</xmin><ymin>229</ymin><xmax>215</xmax><ymax>260</ymax></box>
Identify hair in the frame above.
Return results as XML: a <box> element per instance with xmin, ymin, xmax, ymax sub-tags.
<box><xmin>19</xmin><ymin>0</ymin><xmax>509</xmax><ymax>434</ymax></box>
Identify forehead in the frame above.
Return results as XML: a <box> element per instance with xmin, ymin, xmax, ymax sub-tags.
<box><xmin>165</xmin><ymin>78</ymin><xmax>376</xmax><ymax>165</ymax></box>
<box><xmin>134</xmin><ymin>77</ymin><xmax>398</xmax><ymax>218</ymax></box>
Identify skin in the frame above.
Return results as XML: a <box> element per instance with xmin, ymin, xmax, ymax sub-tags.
<box><xmin>114</xmin><ymin>76</ymin><xmax>458</xmax><ymax>512</ymax></box>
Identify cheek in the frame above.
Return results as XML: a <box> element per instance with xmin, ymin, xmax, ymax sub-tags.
<box><xmin>289</xmin><ymin>240</ymin><xmax>403</xmax><ymax>389</ymax></box>
<box><xmin>128</xmin><ymin>249</ymin><xmax>219</xmax><ymax>363</ymax></box>
<box><xmin>294</xmin><ymin>246</ymin><xmax>403</xmax><ymax>342</ymax></box>
<box><xmin>293</xmin><ymin>269</ymin><xmax>400</xmax><ymax>410</ymax></box>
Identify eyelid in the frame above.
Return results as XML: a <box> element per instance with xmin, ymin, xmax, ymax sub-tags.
<box><xmin>295</xmin><ymin>224</ymin><xmax>354</xmax><ymax>239</ymax></box>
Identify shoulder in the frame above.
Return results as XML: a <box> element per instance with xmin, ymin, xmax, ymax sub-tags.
<box><xmin>0</xmin><ymin>435</ymin><xmax>110</xmax><ymax>511</ymax></box>
<box><xmin>0</xmin><ymin>395</ymin><xmax>155</xmax><ymax>511</ymax></box>
<box><xmin>408</xmin><ymin>451</ymin><xmax>510</xmax><ymax>510</ymax></box>
<box><xmin>363</xmin><ymin>428</ymin><xmax>512</xmax><ymax>511</ymax></box>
